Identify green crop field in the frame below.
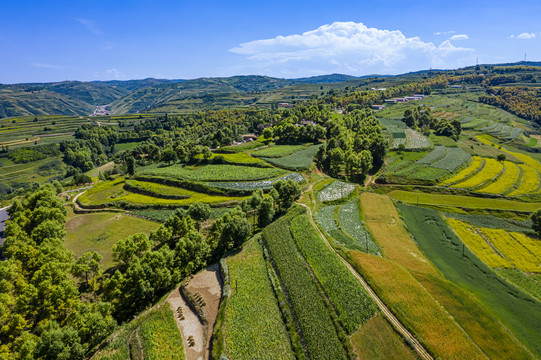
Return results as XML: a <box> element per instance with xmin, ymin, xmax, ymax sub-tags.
<box><xmin>196</xmin><ymin>152</ymin><xmax>263</xmax><ymax>163</ymax></box>
<box><xmin>290</xmin><ymin>215</ymin><xmax>375</xmax><ymax>333</ymax></box>
<box><xmin>92</xmin><ymin>303</ymin><xmax>184</xmax><ymax>360</ymax></box>
<box><xmin>494</xmin><ymin>269</ymin><xmax>541</xmax><ymax>302</ymax></box>
<box><xmin>140</xmin><ymin>163</ymin><xmax>285</xmax><ymax>182</ymax></box>
<box><xmin>337</xmin><ymin>200</ymin><xmax>379</xmax><ymax>254</ymax></box>
<box><xmin>262</xmin><ymin>210</ymin><xmax>348</xmax><ymax>360</ymax></box>
<box><xmin>261</xmin><ymin>144</ymin><xmax>321</xmax><ymax>170</ymax></box>
<box><xmin>210</xmin><ymin>172</ymin><xmax>304</xmax><ymax>191</ymax></box>
<box><xmin>222</xmin><ymin>237</ymin><xmax>294</xmax><ymax>360</ymax></box>
<box><xmin>251</xmin><ymin>144</ymin><xmax>307</xmax><ymax>158</ymax></box>
<box><xmin>317</xmin><ymin>180</ymin><xmax>356</xmax><ymax>202</ymax></box>
<box><xmin>398</xmin><ymin>204</ymin><xmax>541</xmax><ymax>358</ymax></box>
<box><xmin>65</xmin><ymin>211</ymin><xmax>159</xmax><ymax>269</ymax></box>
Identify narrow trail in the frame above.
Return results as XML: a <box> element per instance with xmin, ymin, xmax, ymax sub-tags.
<box><xmin>296</xmin><ymin>198</ymin><xmax>433</xmax><ymax>360</ymax></box>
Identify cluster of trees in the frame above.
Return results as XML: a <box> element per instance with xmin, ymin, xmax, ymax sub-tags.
<box><xmin>402</xmin><ymin>106</ymin><xmax>461</xmax><ymax>138</ymax></box>
<box><xmin>263</xmin><ymin>123</ymin><xmax>325</xmax><ymax>144</ymax></box>
<box><xmin>7</xmin><ymin>144</ymin><xmax>60</xmax><ymax>164</ymax></box>
<box><xmin>480</xmin><ymin>87</ymin><xmax>541</xmax><ymax>123</ymax></box>
<box><xmin>315</xmin><ymin>109</ymin><xmax>386</xmax><ymax>180</ymax></box>
<box><xmin>0</xmin><ymin>184</ymin><xmax>116</xmax><ymax>359</ymax></box>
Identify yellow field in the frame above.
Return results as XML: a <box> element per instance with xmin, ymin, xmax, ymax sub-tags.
<box><xmin>477</xmin><ymin>135</ymin><xmax>541</xmax><ymax>173</ymax></box>
<box><xmin>508</xmin><ymin>164</ymin><xmax>540</xmax><ymax>196</ymax></box>
<box><xmin>447</xmin><ymin>219</ymin><xmax>512</xmax><ymax>268</ymax></box>
<box><xmin>481</xmin><ymin>229</ymin><xmax>541</xmax><ymax>273</ymax></box>
<box><xmin>360</xmin><ymin>193</ymin><xmax>437</xmax><ymax>275</ymax></box>
<box><xmin>350</xmin><ymin>252</ymin><xmax>488</xmax><ymax>360</ymax></box>
<box><xmin>478</xmin><ymin>161</ymin><xmax>520</xmax><ymax>194</ymax></box>
<box><xmin>451</xmin><ymin>158</ymin><xmax>503</xmax><ymax>189</ymax></box>
<box><xmin>441</xmin><ymin>156</ymin><xmax>483</xmax><ymax>185</ymax></box>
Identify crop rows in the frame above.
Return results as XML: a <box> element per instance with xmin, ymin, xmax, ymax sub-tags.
<box><xmin>261</xmin><ymin>144</ymin><xmax>321</xmax><ymax>170</ymax></box>
<box><xmin>337</xmin><ymin>201</ymin><xmax>379</xmax><ymax>255</ymax></box>
<box><xmin>290</xmin><ymin>215</ymin><xmax>375</xmax><ymax>334</ymax></box>
<box><xmin>404</xmin><ymin>128</ymin><xmax>431</xmax><ymax>149</ymax></box>
<box><xmin>210</xmin><ymin>172</ymin><xmax>304</xmax><ymax>191</ymax></box>
<box><xmin>481</xmin><ymin>228</ymin><xmax>541</xmax><ymax>273</ymax></box>
<box><xmin>318</xmin><ymin>180</ymin><xmax>356</xmax><ymax>202</ymax></box>
<box><xmin>495</xmin><ymin>269</ymin><xmax>541</xmax><ymax>302</ymax></box>
<box><xmin>441</xmin><ymin>157</ymin><xmax>483</xmax><ymax>185</ymax></box>
<box><xmin>509</xmin><ymin>164</ymin><xmax>540</xmax><ymax>196</ymax></box>
<box><xmin>431</xmin><ymin>147</ymin><xmax>471</xmax><ymax>171</ymax></box>
<box><xmin>223</xmin><ymin>238</ymin><xmax>295</xmax><ymax>359</ymax></box>
<box><xmin>478</xmin><ymin>161</ymin><xmax>520</xmax><ymax>194</ymax></box>
<box><xmin>141</xmin><ymin>164</ymin><xmax>285</xmax><ymax>182</ymax></box>
<box><xmin>447</xmin><ymin>218</ymin><xmax>512</xmax><ymax>268</ymax></box>
<box><xmin>450</xmin><ymin>158</ymin><xmax>503</xmax><ymax>189</ymax></box>
<box><xmin>262</xmin><ymin>213</ymin><xmax>348</xmax><ymax>360</ymax></box>
<box><xmin>417</xmin><ymin>146</ymin><xmax>446</xmax><ymax>164</ymax></box>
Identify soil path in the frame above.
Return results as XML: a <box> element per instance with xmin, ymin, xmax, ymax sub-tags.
<box><xmin>297</xmin><ymin>201</ymin><xmax>434</xmax><ymax>360</ymax></box>
<box><xmin>167</xmin><ymin>264</ymin><xmax>222</xmax><ymax>360</ymax></box>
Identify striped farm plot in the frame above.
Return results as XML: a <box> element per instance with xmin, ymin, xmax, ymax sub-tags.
<box><xmin>394</xmin><ymin>146</ymin><xmax>471</xmax><ymax>181</ymax></box>
<box><xmin>477</xmin><ymin>161</ymin><xmax>521</xmax><ymax>195</ymax></box>
<box><xmin>404</xmin><ymin>128</ymin><xmax>431</xmax><ymax>150</ymax></box>
<box><xmin>441</xmin><ymin>156</ymin><xmax>484</xmax><ymax>185</ymax></box>
<box><xmin>450</xmin><ymin>158</ymin><xmax>504</xmax><ymax>190</ymax></box>
<box><xmin>508</xmin><ymin>164</ymin><xmax>541</xmax><ymax>196</ymax></box>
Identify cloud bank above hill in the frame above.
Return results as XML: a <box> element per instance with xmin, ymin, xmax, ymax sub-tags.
<box><xmin>230</xmin><ymin>22</ymin><xmax>475</xmax><ymax>76</ymax></box>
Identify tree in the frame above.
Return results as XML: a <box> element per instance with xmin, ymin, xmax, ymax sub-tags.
<box><xmin>273</xmin><ymin>180</ymin><xmax>301</xmax><ymax>212</ymax></box>
<box><xmin>497</xmin><ymin>154</ymin><xmax>506</xmax><ymax>162</ymax></box>
<box><xmin>34</xmin><ymin>322</ymin><xmax>85</xmax><ymax>360</ymax></box>
<box><xmin>126</xmin><ymin>157</ymin><xmax>135</xmax><ymax>176</ymax></box>
<box><xmin>161</xmin><ymin>148</ymin><xmax>178</xmax><ymax>165</ymax></box>
<box><xmin>187</xmin><ymin>202</ymin><xmax>211</xmax><ymax>230</ymax></box>
<box><xmin>258</xmin><ymin>197</ymin><xmax>275</xmax><ymax>227</ymax></box>
<box><xmin>112</xmin><ymin>233</ymin><xmax>151</xmax><ymax>266</ymax></box>
<box><xmin>262</xmin><ymin>127</ymin><xmax>273</xmax><ymax>140</ymax></box>
<box><xmin>531</xmin><ymin>209</ymin><xmax>541</xmax><ymax>236</ymax></box>
<box><xmin>72</xmin><ymin>251</ymin><xmax>102</xmax><ymax>286</ymax></box>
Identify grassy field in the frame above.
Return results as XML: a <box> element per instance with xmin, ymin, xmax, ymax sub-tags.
<box><xmin>261</xmin><ymin>144</ymin><xmax>321</xmax><ymax>170</ymax></box>
<box><xmin>65</xmin><ymin>211</ymin><xmax>159</xmax><ymax>269</ymax></box>
<box><xmin>389</xmin><ymin>190</ymin><xmax>541</xmax><ymax>212</ymax></box>
<box><xmin>262</xmin><ymin>210</ymin><xmax>348</xmax><ymax>360</ymax></box>
<box><xmin>92</xmin><ymin>302</ymin><xmax>185</xmax><ymax>360</ymax></box>
<box><xmin>350</xmin><ymin>315</ymin><xmax>417</xmax><ymax>360</ymax></box>
<box><xmin>360</xmin><ymin>193</ymin><xmax>437</xmax><ymax>274</ymax></box>
<box><xmin>290</xmin><ymin>214</ymin><xmax>375</xmax><ymax>334</ymax></box>
<box><xmin>0</xmin><ymin>156</ymin><xmax>65</xmax><ymax>186</ymax></box>
<box><xmin>223</xmin><ymin>237</ymin><xmax>294</xmax><ymax>360</ymax></box>
<box><xmin>397</xmin><ymin>204</ymin><xmax>541</xmax><ymax>358</ymax></box>
<box><xmin>350</xmin><ymin>251</ymin><xmax>487</xmax><ymax>360</ymax></box>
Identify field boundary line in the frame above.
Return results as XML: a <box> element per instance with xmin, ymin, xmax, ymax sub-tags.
<box><xmin>297</xmin><ymin>201</ymin><xmax>434</xmax><ymax>360</ymax></box>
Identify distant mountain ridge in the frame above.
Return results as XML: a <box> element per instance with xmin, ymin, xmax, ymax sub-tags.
<box><xmin>1</xmin><ymin>61</ymin><xmax>540</xmax><ymax>118</ymax></box>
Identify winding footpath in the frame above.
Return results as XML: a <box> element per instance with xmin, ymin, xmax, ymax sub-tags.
<box><xmin>297</xmin><ymin>185</ymin><xmax>433</xmax><ymax>360</ymax></box>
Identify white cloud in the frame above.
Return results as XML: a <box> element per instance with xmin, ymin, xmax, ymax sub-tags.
<box><xmin>508</xmin><ymin>32</ymin><xmax>536</xmax><ymax>39</ymax></box>
<box><xmin>76</xmin><ymin>18</ymin><xmax>102</xmax><ymax>35</ymax></box>
<box><xmin>434</xmin><ymin>30</ymin><xmax>455</xmax><ymax>36</ymax></box>
<box><xmin>105</xmin><ymin>68</ymin><xmax>126</xmax><ymax>79</ymax></box>
<box><xmin>31</xmin><ymin>62</ymin><xmax>64</xmax><ymax>69</ymax></box>
<box><xmin>450</xmin><ymin>34</ymin><xmax>469</xmax><ymax>41</ymax></box>
<box><xmin>230</xmin><ymin>22</ymin><xmax>475</xmax><ymax>76</ymax></box>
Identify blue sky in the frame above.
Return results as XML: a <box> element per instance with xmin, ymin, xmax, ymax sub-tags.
<box><xmin>1</xmin><ymin>0</ymin><xmax>540</xmax><ymax>83</ymax></box>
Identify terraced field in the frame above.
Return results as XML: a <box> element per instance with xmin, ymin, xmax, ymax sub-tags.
<box><xmin>140</xmin><ymin>163</ymin><xmax>285</xmax><ymax>182</ymax></box>
<box><xmin>478</xmin><ymin>161</ymin><xmax>520</xmax><ymax>195</ymax></box>
<box><xmin>441</xmin><ymin>156</ymin><xmax>483</xmax><ymax>185</ymax></box>
<box><xmin>318</xmin><ymin>180</ymin><xmax>356</xmax><ymax>202</ymax></box>
<box><xmin>450</xmin><ymin>157</ymin><xmax>503</xmax><ymax>189</ymax></box>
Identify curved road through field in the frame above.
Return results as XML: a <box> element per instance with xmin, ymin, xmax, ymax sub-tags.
<box><xmin>297</xmin><ymin>198</ymin><xmax>433</xmax><ymax>360</ymax></box>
